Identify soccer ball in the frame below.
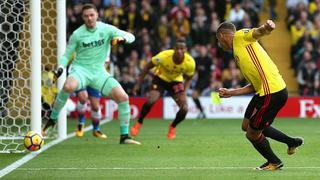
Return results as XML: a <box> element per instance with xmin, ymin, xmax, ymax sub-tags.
<box><xmin>24</xmin><ymin>131</ymin><xmax>44</xmax><ymax>151</ymax></box>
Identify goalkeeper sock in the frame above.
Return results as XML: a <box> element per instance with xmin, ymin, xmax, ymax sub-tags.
<box><xmin>50</xmin><ymin>90</ymin><xmax>70</xmax><ymax>120</ymax></box>
<box><xmin>118</xmin><ymin>101</ymin><xmax>130</xmax><ymax>135</ymax></box>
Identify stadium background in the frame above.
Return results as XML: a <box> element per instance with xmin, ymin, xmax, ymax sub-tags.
<box><xmin>63</xmin><ymin>0</ymin><xmax>320</xmax><ymax>120</ymax></box>
<box><xmin>61</xmin><ymin>0</ymin><xmax>320</xmax><ymax>97</ymax></box>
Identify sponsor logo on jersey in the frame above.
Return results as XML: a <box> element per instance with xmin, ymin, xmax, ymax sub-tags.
<box><xmin>82</xmin><ymin>39</ymin><xmax>105</xmax><ymax>48</ymax></box>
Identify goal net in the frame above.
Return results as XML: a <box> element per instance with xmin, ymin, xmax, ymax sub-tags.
<box><xmin>0</xmin><ymin>0</ymin><xmax>59</xmax><ymax>153</ymax></box>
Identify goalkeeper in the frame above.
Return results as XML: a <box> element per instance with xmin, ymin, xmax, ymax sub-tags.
<box><xmin>42</xmin><ymin>3</ymin><xmax>140</xmax><ymax>145</ymax></box>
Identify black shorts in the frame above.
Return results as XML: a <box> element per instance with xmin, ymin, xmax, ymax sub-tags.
<box><xmin>244</xmin><ymin>88</ymin><xmax>288</xmax><ymax>130</ymax></box>
<box><xmin>151</xmin><ymin>76</ymin><xmax>184</xmax><ymax>96</ymax></box>
<box><xmin>195</xmin><ymin>79</ymin><xmax>209</xmax><ymax>93</ymax></box>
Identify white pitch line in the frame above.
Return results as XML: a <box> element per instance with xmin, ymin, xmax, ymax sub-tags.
<box><xmin>14</xmin><ymin>167</ymin><xmax>320</xmax><ymax>171</ymax></box>
<box><xmin>0</xmin><ymin>119</ymin><xmax>112</xmax><ymax>178</ymax></box>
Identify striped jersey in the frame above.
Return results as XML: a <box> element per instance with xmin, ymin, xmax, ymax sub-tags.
<box><xmin>232</xmin><ymin>29</ymin><xmax>286</xmax><ymax>96</ymax></box>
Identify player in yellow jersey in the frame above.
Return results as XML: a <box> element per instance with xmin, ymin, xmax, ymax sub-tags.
<box><xmin>216</xmin><ymin>20</ymin><xmax>304</xmax><ymax>171</ymax></box>
<box><xmin>131</xmin><ymin>39</ymin><xmax>195</xmax><ymax>139</ymax></box>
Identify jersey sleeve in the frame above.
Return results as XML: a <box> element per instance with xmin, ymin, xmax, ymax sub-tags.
<box><xmin>242</xmin><ymin>28</ymin><xmax>257</xmax><ymax>43</ymax></box>
<box><xmin>151</xmin><ymin>51</ymin><xmax>164</xmax><ymax>66</ymax></box>
<box><xmin>59</xmin><ymin>32</ymin><xmax>78</xmax><ymax>68</ymax></box>
<box><xmin>108</xmin><ymin>24</ymin><xmax>135</xmax><ymax>43</ymax></box>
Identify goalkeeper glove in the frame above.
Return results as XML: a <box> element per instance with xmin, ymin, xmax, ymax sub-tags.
<box><xmin>53</xmin><ymin>65</ymin><xmax>64</xmax><ymax>78</ymax></box>
<box><xmin>111</xmin><ymin>37</ymin><xmax>126</xmax><ymax>45</ymax></box>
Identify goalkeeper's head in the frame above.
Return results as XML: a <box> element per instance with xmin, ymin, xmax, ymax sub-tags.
<box><xmin>82</xmin><ymin>3</ymin><xmax>98</xmax><ymax>29</ymax></box>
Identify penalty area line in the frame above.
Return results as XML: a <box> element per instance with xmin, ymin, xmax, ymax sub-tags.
<box><xmin>0</xmin><ymin>119</ymin><xmax>112</xmax><ymax>178</ymax></box>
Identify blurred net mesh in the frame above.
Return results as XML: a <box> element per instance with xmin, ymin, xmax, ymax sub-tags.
<box><xmin>0</xmin><ymin>0</ymin><xmax>58</xmax><ymax>153</ymax></box>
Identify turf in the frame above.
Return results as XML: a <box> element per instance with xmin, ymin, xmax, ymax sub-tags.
<box><xmin>1</xmin><ymin>118</ymin><xmax>320</xmax><ymax>179</ymax></box>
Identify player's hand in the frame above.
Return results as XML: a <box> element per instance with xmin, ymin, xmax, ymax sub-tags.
<box><xmin>53</xmin><ymin>66</ymin><xmax>64</xmax><ymax>78</ymax></box>
<box><xmin>218</xmin><ymin>88</ymin><xmax>233</xmax><ymax>98</ymax></box>
<box><xmin>111</xmin><ymin>37</ymin><xmax>126</xmax><ymax>45</ymax></box>
<box><xmin>264</xmin><ymin>20</ymin><xmax>275</xmax><ymax>32</ymax></box>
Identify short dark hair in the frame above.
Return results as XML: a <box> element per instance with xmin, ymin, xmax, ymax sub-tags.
<box><xmin>175</xmin><ymin>37</ymin><xmax>186</xmax><ymax>46</ymax></box>
<box><xmin>217</xmin><ymin>21</ymin><xmax>236</xmax><ymax>34</ymax></box>
<box><xmin>82</xmin><ymin>3</ymin><xmax>97</xmax><ymax>14</ymax></box>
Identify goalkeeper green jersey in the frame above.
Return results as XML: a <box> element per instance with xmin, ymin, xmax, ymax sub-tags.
<box><xmin>59</xmin><ymin>21</ymin><xmax>134</xmax><ymax>72</ymax></box>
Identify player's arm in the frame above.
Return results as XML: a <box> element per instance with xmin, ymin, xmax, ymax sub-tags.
<box><xmin>184</xmin><ymin>75</ymin><xmax>193</xmax><ymax>91</ymax></box>
<box><xmin>110</xmin><ymin>26</ymin><xmax>135</xmax><ymax>45</ymax></box>
<box><xmin>136</xmin><ymin>61</ymin><xmax>155</xmax><ymax>87</ymax></box>
<box><xmin>218</xmin><ymin>84</ymin><xmax>255</xmax><ymax>98</ymax></box>
<box><xmin>55</xmin><ymin>33</ymin><xmax>78</xmax><ymax>78</ymax></box>
<box><xmin>184</xmin><ymin>57</ymin><xmax>196</xmax><ymax>91</ymax></box>
<box><xmin>252</xmin><ymin>20</ymin><xmax>275</xmax><ymax>40</ymax></box>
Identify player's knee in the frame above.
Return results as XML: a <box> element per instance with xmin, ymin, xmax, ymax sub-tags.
<box><xmin>241</xmin><ymin>124</ymin><xmax>247</xmax><ymax>132</ymax></box>
<box><xmin>147</xmin><ymin>97</ymin><xmax>158</xmax><ymax>105</ymax></box>
<box><xmin>63</xmin><ymin>83</ymin><xmax>76</xmax><ymax>93</ymax></box>
<box><xmin>117</xmin><ymin>92</ymin><xmax>129</xmax><ymax>103</ymax></box>
<box><xmin>245</xmin><ymin>132</ymin><xmax>253</xmax><ymax>141</ymax></box>
<box><xmin>245</xmin><ymin>132</ymin><xmax>259</xmax><ymax>141</ymax></box>
<box><xmin>78</xmin><ymin>95</ymin><xmax>88</xmax><ymax>104</ymax></box>
<box><xmin>180</xmin><ymin>105</ymin><xmax>188</xmax><ymax>114</ymax></box>
<box><xmin>192</xmin><ymin>91</ymin><xmax>199</xmax><ymax>99</ymax></box>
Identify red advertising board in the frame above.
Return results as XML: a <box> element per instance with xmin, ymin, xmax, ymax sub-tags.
<box><xmin>278</xmin><ymin>97</ymin><xmax>320</xmax><ymax>118</ymax></box>
<box><xmin>68</xmin><ymin>96</ymin><xmax>320</xmax><ymax>119</ymax></box>
<box><xmin>69</xmin><ymin>97</ymin><xmax>163</xmax><ymax>119</ymax></box>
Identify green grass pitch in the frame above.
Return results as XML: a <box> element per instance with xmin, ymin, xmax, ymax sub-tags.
<box><xmin>1</xmin><ymin>118</ymin><xmax>320</xmax><ymax>179</ymax></box>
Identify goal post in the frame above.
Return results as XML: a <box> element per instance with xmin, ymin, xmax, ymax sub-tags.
<box><xmin>56</xmin><ymin>0</ymin><xmax>67</xmax><ymax>140</ymax></box>
<box><xmin>0</xmin><ymin>0</ymin><xmax>67</xmax><ymax>153</ymax></box>
<box><xmin>30</xmin><ymin>0</ymin><xmax>42</xmax><ymax>134</ymax></box>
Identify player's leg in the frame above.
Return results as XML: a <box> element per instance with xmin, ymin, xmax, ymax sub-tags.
<box><xmin>246</xmin><ymin>126</ymin><xmax>283</xmax><ymax>170</ymax></box>
<box><xmin>43</xmin><ymin>68</ymin><xmax>88</xmax><ymax>135</ymax></box>
<box><xmin>75</xmin><ymin>90</ymin><xmax>88</xmax><ymax>137</ymax></box>
<box><xmin>261</xmin><ymin>88</ymin><xmax>304</xmax><ymax>155</ymax></box>
<box><xmin>263</xmin><ymin>126</ymin><xmax>304</xmax><ymax>155</ymax></box>
<box><xmin>138</xmin><ymin>90</ymin><xmax>161</xmax><ymax>124</ymax></box>
<box><xmin>246</xmin><ymin>89</ymin><xmax>302</xmax><ymax>170</ymax></box>
<box><xmin>131</xmin><ymin>77</ymin><xmax>164</xmax><ymax>136</ymax></box>
<box><xmin>242</xmin><ymin>118</ymin><xmax>302</xmax><ymax>159</ymax></box>
<box><xmin>42</xmin><ymin>76</ymin><xmax>79</xmax><ymax>134</ymax></box>
<box><xmin>130</xmin><ymin>90</ymin><xmax>161</xmax><ymax>136</ymax></box>
<box><xmin>107</xmin><ymin>84</ymin><xmax>140</xmax><ymax>144</ymax></box>
<box><xmin>87</xmin><ymin>87</ymin><xmax>106</xmax><ymax>139</ymax></box>
<box><xmin>243</xmin><ymin>94</ymin><xmax>283</xmax><ymax>170</ymax></box>
<box><xmin>95</xmin><ymin>74</ymin><xmax>140</xmax><ymax>144</ymax></box>
<box><xmin>169</xmin><ymin>84</ymin><xmax>189</xmax><ymax>139</ymax></box>
<box><xmin>192</xmin><ymin>89</ymin><xmax>205</xmax><ymax>118</ymax></box>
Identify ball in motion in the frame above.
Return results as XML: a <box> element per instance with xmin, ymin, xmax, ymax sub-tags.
<box><xmin>24</xmin><ymin>131</ymin><xmax>44</xmax><ymax>151</ymax></box>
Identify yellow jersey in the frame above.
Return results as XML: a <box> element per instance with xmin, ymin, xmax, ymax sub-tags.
<box><xmin>41</xmin><ymin>71</ymin><xmax>58</xmax><ymax>105</ymax></box>
<box><xmin>151</xmin><ymin>50</ymin><xmax>195</xmax><ymax>82</ymax></box>
<box><xmin>233</xmin><ymin>29</ymin><xmax>286</xmax><ymax>96</ymax></box>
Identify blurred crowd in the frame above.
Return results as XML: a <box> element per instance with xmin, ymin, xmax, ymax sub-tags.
<box><xmin>65</xmin><ymin>0</ymin><xmax>268</xmax><ymax>97</ymax></box>
<box><xmin>287</xmin><ymin>0</ymin><xmax>320</xmax><ymax>96</ymax></box>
